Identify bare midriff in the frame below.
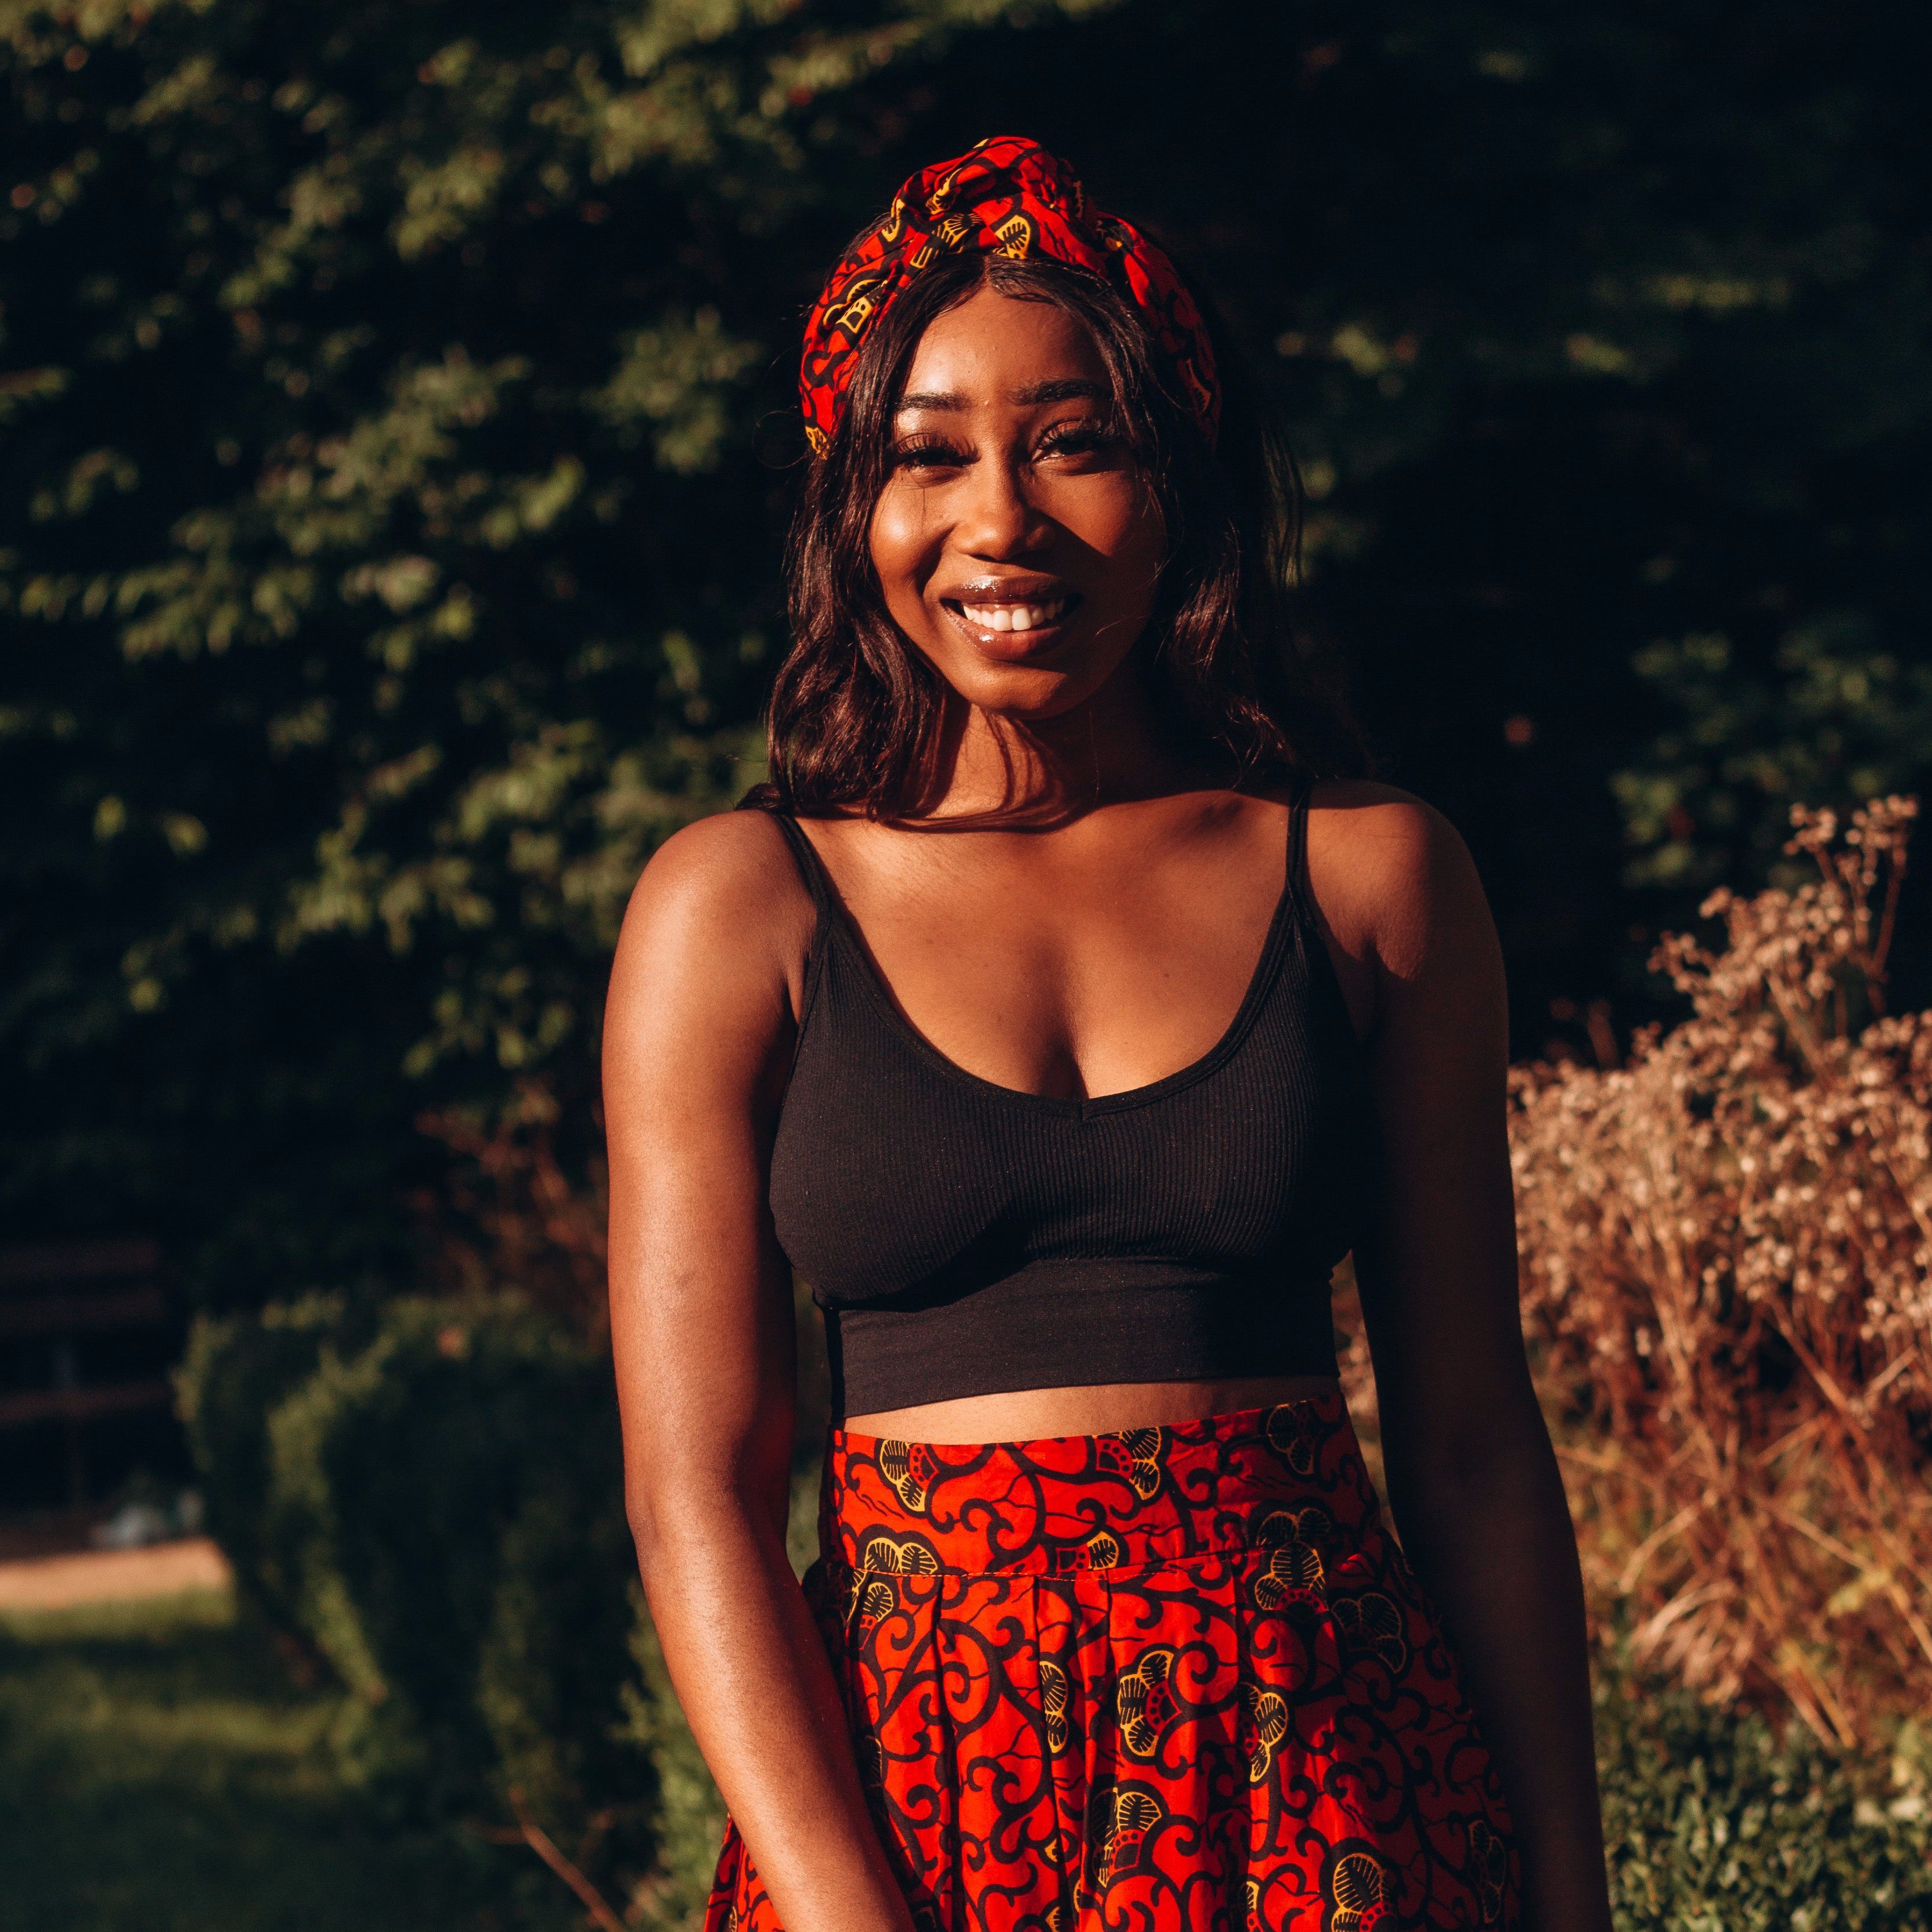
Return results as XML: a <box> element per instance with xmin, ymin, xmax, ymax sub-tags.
<box><xmin>841</xmin><ymin>1374</ymin><xmax>1343</xmax><ymax>1446</ymax></box>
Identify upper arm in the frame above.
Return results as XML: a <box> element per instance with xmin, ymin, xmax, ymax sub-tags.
<box><xmin>602</xmin><ymin>810</ymin><xmax>813</xmax><ymax>1552</ymax></box>
<box><xmin>1311</xmin><ymin>787</ymin><xmax>1534</xmax><ymax>1475</ymax></box>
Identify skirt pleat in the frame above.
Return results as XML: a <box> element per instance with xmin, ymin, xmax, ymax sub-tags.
<box><xmin>708</xmin><ymin>1394</ymin><xmax>1520</xmax><ymax>1932</ymax></box>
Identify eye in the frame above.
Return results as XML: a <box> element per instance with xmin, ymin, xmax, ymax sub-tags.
<box><xmin>891</xmin><ymin>435</ymin><xmax>972</xmax><ymax>472</ymax></box>
<box><xmin>1034</xmin><ymin>420</ymin><xmax>1120</xmax><ymax>463</ymax></box>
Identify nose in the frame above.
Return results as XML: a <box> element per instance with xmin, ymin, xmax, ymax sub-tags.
<box><xmin>952</xmin><ymin>450</ymin><xmax>1047</xmax><ymax>561</ymax></box>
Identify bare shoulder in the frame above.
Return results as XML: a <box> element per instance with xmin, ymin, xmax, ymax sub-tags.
<box><xmin>604</xmin><ymin>809</ymin><xmax>815</xmax><ymax>1068</ymax></box>
<box><xmin>1302</xmin><ymin>778</ymin><xmax>1495</xmax><ymax>981</ymax></box>
<box><xmin>619</xmin><ymin>808</ymin><xmax>810</xmax><ymax>945</ymax></box>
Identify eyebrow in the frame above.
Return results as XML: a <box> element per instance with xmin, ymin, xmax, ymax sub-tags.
<box><xmin>893</xmin><ymin>377</ymin><xmax>1111</xmax><ymax>414</ymax></box>
<box><xmin>1015</xmin><ymin>378</ymin><xmax>1109</xmax><ymax>406</ymax></box>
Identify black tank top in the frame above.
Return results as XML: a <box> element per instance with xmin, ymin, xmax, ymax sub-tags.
<box><xmin>757</xmin><ymin>789</ymin><xmax>1379</xmax><ymax>1417</ymax></box>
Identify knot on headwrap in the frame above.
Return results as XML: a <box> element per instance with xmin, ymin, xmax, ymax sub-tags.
<box><xmin>799</xmin><ymin>135</ymin><xmax>1220</xmax><ymax>456</ymax></box>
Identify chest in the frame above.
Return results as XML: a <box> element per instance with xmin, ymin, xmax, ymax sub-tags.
<box><xmin>769</xmin><ymin>917</ymin><xmax>1375</xmax><ymax>1307</ymax></box>
<box><xmin>800</xmin><ymin>835</ymin><xmax>1291</xmax><ymax>1105</ymax></box>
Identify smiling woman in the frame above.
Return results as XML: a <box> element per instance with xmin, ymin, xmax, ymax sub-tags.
<box><xmin>603</xmin><ymin>138</ymin><xmax>1613</xmax><ymax>1932</ymax></box>
<box><xmin>874</xmin><ymin>294</ymin><xmax>1169</xmax><ymax>726</ymax></box>
<box><xmin>765</xmin><ymin>238</ymin><xmax>1352</xmax><ymax>820</ymax></box>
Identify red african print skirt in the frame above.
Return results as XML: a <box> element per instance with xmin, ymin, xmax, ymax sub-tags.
<box><xmin>704</xmin><ymin>1394</ymin><xmax>1521</xmax><ymax>1932</ymax></box>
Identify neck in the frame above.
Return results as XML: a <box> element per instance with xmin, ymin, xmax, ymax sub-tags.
<box><xmin>906</xmin><ymin>662</ymin><xmax>1215</xmax><ymax>827</ymax></box>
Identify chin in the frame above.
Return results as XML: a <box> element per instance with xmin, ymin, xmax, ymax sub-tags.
<box><xmin>949</xmin><ymin>661</ymin><xmax>1109</xmax><ymax>723</ymax></box>
<box><xmin>924</xmin><ymin>629</ymin><xmax>1141</xmax><ymax>724</ymax></box>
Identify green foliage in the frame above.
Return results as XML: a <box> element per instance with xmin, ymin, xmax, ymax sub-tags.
<box><xmin>0</xmin><ymin>0</ymin><xmax>1106</xmax><ymax>1292</ymax></box>
<box><xmin>178</xmin><ymin>1294</ymin><xmax>651</xmax><ymax>1857</ymax></box>
<box><xmin>176</xmin><ymin>1293</ymin><xmax>372</xmax><ymax>1637</ymax></box>
<box><xmin>178</xmin><ymin>1288</ymin><xmax>837</xmax><ymax>1919</ymax></box>
<box><xmin>168</xmin><ymin>1303</ymin><xmax>1932</xmax><ymax>1932</ymax></box>
<box><xmin>6</xmin><ymin>2</ymin><xmax>1931</xmax><ymax>1283</ymax></box>
<box><xmin>1596</xmin><ymin>1662</ymin><xmax>1932</xmax><ymax>1931</ymax></box>
<box><xmin>1619</xmin><ymin>619</ymin><xmax>1932</xmax><ymax>891</ymax></box>
<box><xmin>0</xmin><ymin>1589</ymin><xmax>575</xmax><ymax>1931</ymax></box>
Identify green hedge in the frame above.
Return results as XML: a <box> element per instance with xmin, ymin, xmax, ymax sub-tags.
<box><xmin>181</xmin><ymin>1299</ymin><xmax>1932</xmax><ymax>1930</ymax></box>
<box><xmin>1596</xmin><ymin>1663</ymin><xmax>1932</xmax><ymax>1932</ymax></box>
<box><xmin>178</xmin><ymin>1296</ymin><xmax>656</xmax><ymax>1862</ymax></box>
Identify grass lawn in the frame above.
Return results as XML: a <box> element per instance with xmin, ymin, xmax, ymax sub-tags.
<box><xmin>9</xmin><ymin>1576</ymin><xmax>1932</xmax><ymax>1932</ymax></box>
<box><xmin>0</xmin><ymin>1588</ymin><xmax>578</xmax><ymax>1932</ymax></box>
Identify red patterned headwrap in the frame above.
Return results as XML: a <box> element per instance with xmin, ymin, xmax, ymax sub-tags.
<box><xmin>799</xmin><ymin>135</ymin><xmax>1220</xmax><ymax>456</ymax></box>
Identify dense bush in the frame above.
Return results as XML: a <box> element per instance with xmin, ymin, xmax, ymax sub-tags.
<box><xmin>1508</xmin><ymin>799</ymin><xmax>1932</xmax><ymax>1747</ymax></box>
<box><xmin>172</xmin><ymin>1293</ymin><xmax>372</xmax><ymax>1641</ymax></box>
<box><xmin>10</xmin><ymin>2</ymin><xmax>1932</xmax><ymax>1296</ymax></box>
<box><xmin>178</xmin><ymin>1295</ymin><xmax>653</xmax><ymax>1862</ymax></box>
<box><xmin>176</xmin><ymin>1289</ymin><xmax>833</xmax><ymax>1922</ymax></box>
<box><xmin>1594</xmin><ymin>1656</ymin><xmax>1932</xmax><ymax>1932</ymax></box>
<box><xmin>183</xmin><ymin>1291</ymin><xmax>1932</xmax><ymax>1929</ymax></box>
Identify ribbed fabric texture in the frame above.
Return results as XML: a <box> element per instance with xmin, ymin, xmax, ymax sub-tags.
<box><xmin>758</xmin><ymin>792</ymin><xmax>1379</xmax><ymax>1416</ymax></box>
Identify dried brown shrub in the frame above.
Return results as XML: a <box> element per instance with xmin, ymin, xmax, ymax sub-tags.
<box><xmin>1509</xmin><ymin>796</ymin><xmax>1931</xmax><ymax>1746</ymax></box>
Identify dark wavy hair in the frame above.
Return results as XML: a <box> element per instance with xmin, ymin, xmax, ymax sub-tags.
<box><xmin>747</xmin><ymin>250</ymin><xmax>1363</xmax><ymax>817</ymax></box>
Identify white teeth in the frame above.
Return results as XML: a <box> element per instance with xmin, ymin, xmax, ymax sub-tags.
<box><xmin>959</xmin><ymin>597</ymin><xmax>1069</xmax><ymax>633</ymax></box>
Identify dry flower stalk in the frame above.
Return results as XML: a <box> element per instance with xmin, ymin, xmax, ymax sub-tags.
<box><xmin>1508</xmin><ymin>796</ymin><xmax>1930</xmax><ymax>1746</ymax></box>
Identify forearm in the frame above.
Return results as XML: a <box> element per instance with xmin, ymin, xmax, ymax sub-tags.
<box><xmin>1383</xmin><ymin>1418</ymin><xmax>1613</xmax><ymax>1932</ymax></box>
<box><xmin>638</xmin><ymin>1500</ymin><xmax>914</xmax><ymax>1932</ymax></box>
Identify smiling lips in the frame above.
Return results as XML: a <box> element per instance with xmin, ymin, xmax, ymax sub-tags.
<box><xmin>942</xmin><ymin>583</ymin><xmax>1083</xmax><ymax>651</ymax></box>
<box><xmin>957</xmin><ymin>596</ymin><xmax>1073</xmax><ymax>633</ymax></box>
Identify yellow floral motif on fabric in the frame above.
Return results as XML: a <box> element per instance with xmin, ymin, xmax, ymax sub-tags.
<box><xmin>1116</xmin><ymin>1645</ymin><xmax>1181</xmax><ymax>1757</ymax></box>
<box><xmin>1264</xmin><ymin>1404</ymin><xmax>1318</xmax><ymax>1474</ymax></box>
<box><xmin>1039</xmin><ymin>1657</ymin><xmax>1070</xmax><ymax>1754</ymax></box>
<box><xmin>846</xmin><ymin>1574</ymin><xmax>897</xmax><ymax>1630</ymax></box>
<box><xmin>1087</xmin><ymin>1786</ymin><xmax>1163</xmax><ymax>1897</ymax></box>
<box><xmin>1253</xmin><ymin>1505</ymin><xmax>1329</xmax><ymax>1609</ymax></box>
<box><xmin>1333</xmin><ymin>1590</ymin><xmax>1408</xmax><ymax>1673</ymax></box>
<box><xmin>1468</xmin><ymin>1818</ymin><xmax>1510</xmax><ymax>1925</ymax></box>
<box><xmin>1105</xmin><ymin>1425</ymin><xmax>1166</xmax><ymax>1499</ymax></box>
<box><xmin>1241</xmin><ymin>1679</ymin><xmax>1289</xmax><ymax>1785</ymax></box>
<box><xmin>1329</xmin><ymin>1850</ymin><xmax>1396</xmax><ymax>1931</ymax></box>
<box><xmin>857</xmin><ymin>1534</ymin><xmax>939</xmax><ymax>1577</ymax></box>
<box><xmin>877</xmin><ymin>1439</ymin><xmax>931</xmax><ymax>1512</ymax></box>
<box><xmin>994</xmin><ymin>211</ymin><xmax>1033</xmax><ymax>256</ymax></box>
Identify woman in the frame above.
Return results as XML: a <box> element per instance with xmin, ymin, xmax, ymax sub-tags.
<box><xmin>605</xmin><ymin>137</ymin><xmax>1612</xmax><ymax>1932</ymax></box>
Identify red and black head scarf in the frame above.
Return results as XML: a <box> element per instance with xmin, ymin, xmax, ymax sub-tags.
<box><xmin>799</xmin><ymin>135</ymin><xmax>1220</xmax><ymax>456</ymax></box>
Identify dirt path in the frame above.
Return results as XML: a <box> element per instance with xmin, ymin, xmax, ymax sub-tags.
<box><xmin>0</xmin><ymin>1537</ymin><xmax>230</xmax><ymax>1610</ymax></box>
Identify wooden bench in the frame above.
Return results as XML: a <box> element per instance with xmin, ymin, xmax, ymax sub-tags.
<box><xmin>0</xmin><ymin>1239</ymin><xmax>171</xmax><ymax>1506</ymax></box>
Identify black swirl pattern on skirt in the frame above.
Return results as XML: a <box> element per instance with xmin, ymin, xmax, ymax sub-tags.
<box><xmin>704</xmin><ymin>1393</ymin><xmax>1521</xmax><ymax>1931</ymax></box>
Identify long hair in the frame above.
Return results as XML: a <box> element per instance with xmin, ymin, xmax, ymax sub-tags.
<box><xmin>749</xmin><ymin>251</ymin><xmax>1363</xmax><ymax>817</ymax></box>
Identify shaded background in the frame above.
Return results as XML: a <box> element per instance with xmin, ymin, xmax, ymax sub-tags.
<box><xmin>4</xmin><ymin>0</ymin><xmax>1929</xmax><ymax>1501</ymax></box>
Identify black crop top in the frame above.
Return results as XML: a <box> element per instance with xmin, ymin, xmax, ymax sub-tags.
<box><xmin>758</xmin><ymin>791</ymin><xmax>1379</xmax><ymax>1417</ymax></box>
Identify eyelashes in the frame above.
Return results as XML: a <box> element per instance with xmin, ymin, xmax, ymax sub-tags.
<box><xmin>890</xmin><ymin>434</ymin><xmax>970</xmax><ymax>470</ymax></box>
<box><xmin>888</xmin><ymin>421</ymin><xmax>1120</xmax><ymax>471</ymax></box>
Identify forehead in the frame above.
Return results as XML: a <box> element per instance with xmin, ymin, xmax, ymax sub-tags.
<box><xmin>898</xmin><ymin>288</ymin><xmax>1111</xmax><ymax>407</ymax></box>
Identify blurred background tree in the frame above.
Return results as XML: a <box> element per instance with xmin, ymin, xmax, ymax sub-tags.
<box><xmin>9</xmin><ymin>8</ymin><xmax>1932</xmax><ymax>1917</ymax></box>
<box><xmin>4</xmin><ymin>0</ymin><xmax>1929</xmax><ymax>1311</ymax></box>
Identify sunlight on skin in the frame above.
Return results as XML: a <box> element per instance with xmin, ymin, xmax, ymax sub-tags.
<box><xmin>605</xmin><ymin>280</ymin><xmax>1612</xmax><ymax>1932</ymax></box>
<box><xmin>868</xmin><ymin>291</ymin><xmax>1167</xmax><ymax>757</ymax></box>
<box><xmin>830</xmin><ymin>291</ymin><xmax>1346</xmax><ymax>1436</ymax></box>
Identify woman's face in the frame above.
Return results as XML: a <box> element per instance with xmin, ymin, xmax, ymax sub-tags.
<box><xmin>867</xmin><ymin>287</ymin><xmax>1166</xmax><ymax>723</ymax></box>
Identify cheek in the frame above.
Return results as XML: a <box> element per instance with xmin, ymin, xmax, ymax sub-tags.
<box><xmin>1072</xmin><ymin>477</ymin><xmax>1165</xmax><ymax>601</ymax></box>
<box><xmin>868</xmin><ymin>485</ymin><xmax>942</xmax><ymax>606</ymax></box>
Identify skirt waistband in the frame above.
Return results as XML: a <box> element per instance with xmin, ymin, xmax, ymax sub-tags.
<box><xmin>820</xmin><ymin>1392</ymin><xmax>1380</xmax><ymax>1578</ymax></box>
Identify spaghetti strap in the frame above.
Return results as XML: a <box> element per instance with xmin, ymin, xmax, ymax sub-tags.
<box><xmin>1283</xmin><ymin>772</ymin><xmax>1320</xmax><ymax>935</ymax></box>
<box><xmin>764</xmin><ymin>810</ymin><xmax>838</xmax><ymax>914</ymax></box>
